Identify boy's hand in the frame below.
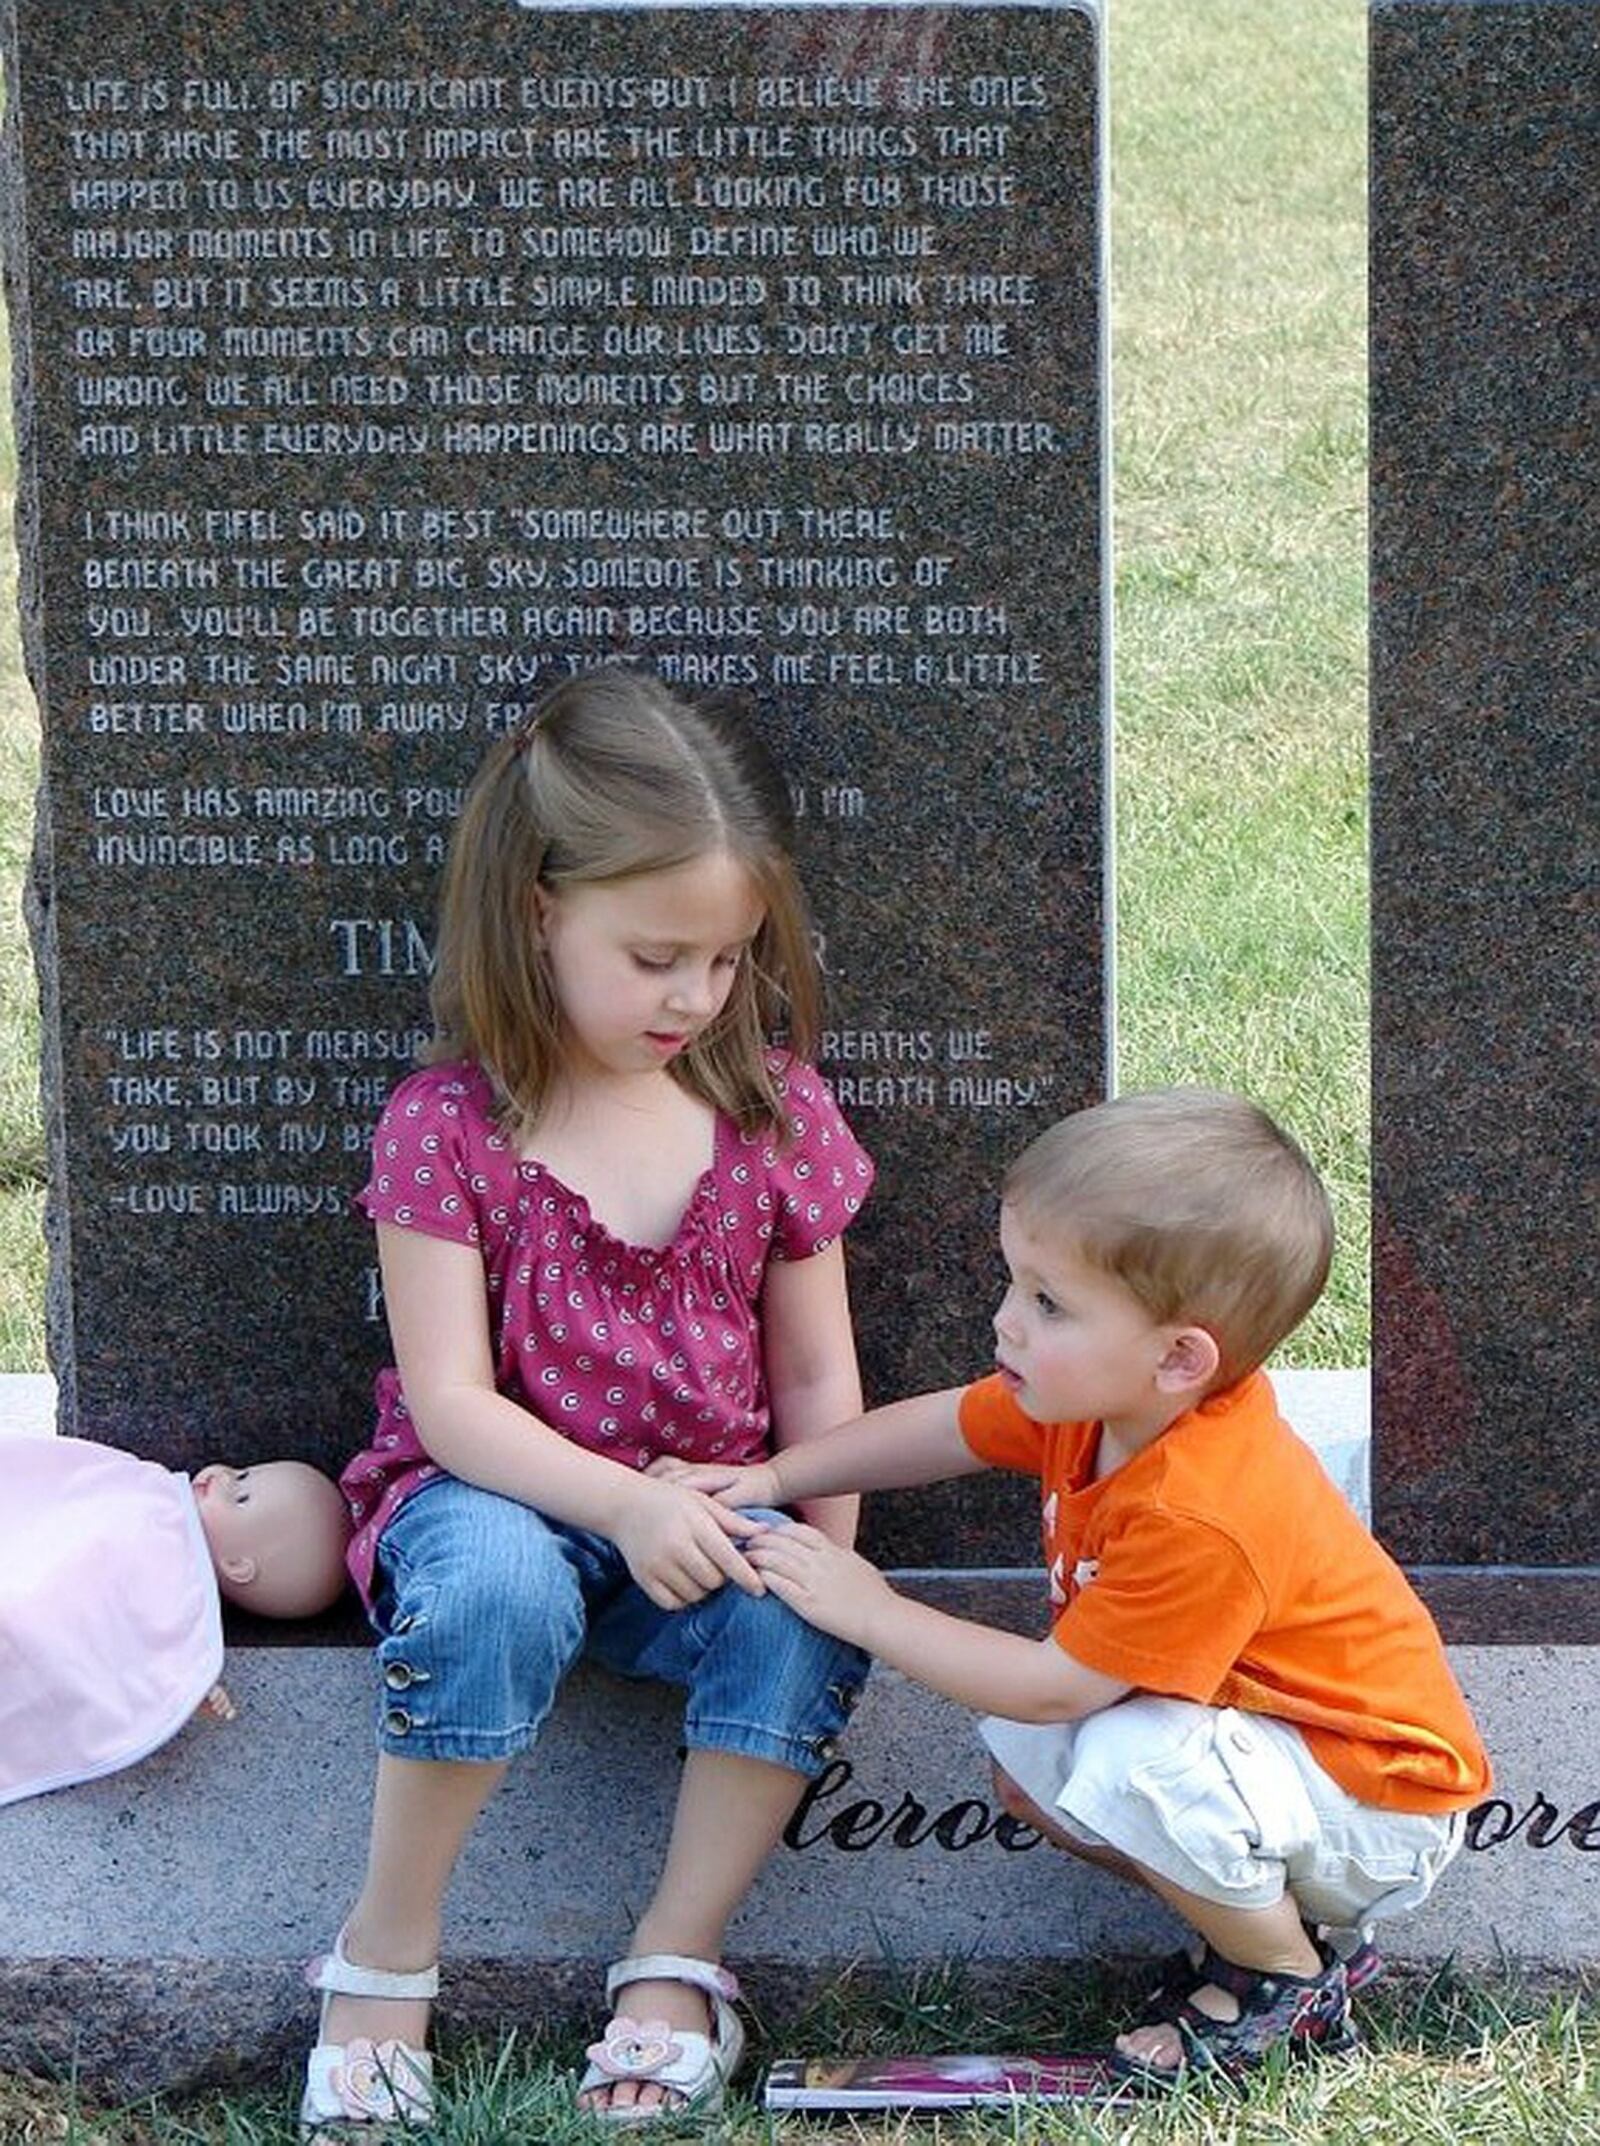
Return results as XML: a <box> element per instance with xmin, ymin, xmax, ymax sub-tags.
<box><xmin>744</xmin><ymin>1521</ymin><xmax>890</xmax><ymax>1645</ymax></box>
<box><xmin>613</xmin><ymin>1475</ymin><xmax>766</xmax><ymax>1610</ymax></box>
<box><xmin>647</xmin><ymin>1455</ymin><xmax>784</xmax><ymax>1510</ymax></box>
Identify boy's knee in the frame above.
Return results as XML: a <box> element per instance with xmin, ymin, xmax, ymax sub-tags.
<box><xmin>991</xmin><ymin>1759</ymin><xmax>1117</xmax><ymax>1860</ymax></box>
<box><xmin>991</xmin><ymin>1760</ymin><xmax>1037</xmax><ymax>1823</ymax></box>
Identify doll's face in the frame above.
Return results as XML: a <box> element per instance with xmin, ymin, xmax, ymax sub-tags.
<box><xmin>191</xmin><ymin>1460</ymin><xmax>350</xmax><ymax>1617</ymax></box>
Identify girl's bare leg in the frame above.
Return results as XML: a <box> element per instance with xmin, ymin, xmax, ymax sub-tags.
<box><xmin>579</xmin><ymin>1748</ymin><xmax>807</xmax><ymax>2116</ymax></box>
<box><xmin>319</xmin><ymin>1752</ymin><xmax>508</xmax><ymax>2051</ymax></box>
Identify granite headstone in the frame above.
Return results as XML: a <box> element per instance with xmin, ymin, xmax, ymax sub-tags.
<box><xmin>7</xmin><ymin>0</ymin><xmax>1600</xmax><ymax>2098</ymax></box>
<box><xmin>3</xmin><ymin>0</ymin><xmax>1107</xmax><ymax>1567</ymax></box>
<box><xmin>1370</xmin><ymin>0</ymin><xmax>1597</xmax><ymax>1617</ymax></box>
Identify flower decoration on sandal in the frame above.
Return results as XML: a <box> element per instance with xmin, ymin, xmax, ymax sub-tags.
<box><xmin>326</xmin><ymin>2036</ymin><xmax>434</xmax><ymax>2122</ymax></box>
<box><xmin>585</xmin><ymin>2016</ymin><xmax>686</xmax><ymax>2080</ymax></box>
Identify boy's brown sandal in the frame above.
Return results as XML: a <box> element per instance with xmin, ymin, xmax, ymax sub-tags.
<box><xmin>1138</xmin><ymin>1941</ymin><xmax>1267</xmax><ymax>2024</ymax></box>
<box><xmin>1141</xmin><ymin>1926</ymin><xmax>1382</xmax><ymax>2025</ymax></box>
<box><xmin>1113</xmin><ymin>1941</ymin><xmax>1358</xmax><ymax>2087</ymax></box>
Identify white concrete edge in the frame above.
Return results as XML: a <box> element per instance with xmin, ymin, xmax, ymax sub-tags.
<box><xmin>0</xmin><ymin>1373</ymin><xmax>57</xmax><ymax>1437</ymax></box>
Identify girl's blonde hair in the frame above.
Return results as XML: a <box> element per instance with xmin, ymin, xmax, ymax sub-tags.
<box><xmin>426</xmin><ymin>664</ymin><xmax>820</xmax><ymax>1136</ymax></box>
<box><xmin>1004</xmin><ymin>1088</ymin><xmax>1334</xmax><ymax>1389</ymax></box>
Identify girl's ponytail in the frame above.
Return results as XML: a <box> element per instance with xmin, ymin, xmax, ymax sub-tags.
<box><xmin>425</xmin><ymin>728</ymin><xmax>561</xmax><ymax>1114</ymax></box>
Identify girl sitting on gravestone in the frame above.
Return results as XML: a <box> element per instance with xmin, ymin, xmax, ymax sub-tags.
<box><xmin>303</xmin><ymin>663</ymin><xmax>874</xmax><ymax>2134</ymax></box>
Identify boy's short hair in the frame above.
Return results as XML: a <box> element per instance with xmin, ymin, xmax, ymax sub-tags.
<box><xmin>1003</xmin><ymin>1089</ymin><xmax>1334</xmax><ymax>1388</ymax></box>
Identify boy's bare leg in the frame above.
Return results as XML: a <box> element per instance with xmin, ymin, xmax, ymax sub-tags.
<box><xmin>992</xmin><ymin>1762</ymin><xmax>1160</xmax><ymax>1887</ymax></box>
<box><xmin>320</xmin><ymin>1753</ymin><xmax>508</xmax><ymax>2051</ymax></box>
<box><xmin>992</xmin><ymin>1766</ymin><xmax>1324</xmax><ymax>2071</ymax></box>
<box><xmin>579</xmin><ymin>1748</ymin><xmax>806</xmax><ymax>2117</ymax></box>
<box><xmin>1113</xmin><ymin>1872</ymin><xmax>1322</xmax><ymax>2070</ymax></box>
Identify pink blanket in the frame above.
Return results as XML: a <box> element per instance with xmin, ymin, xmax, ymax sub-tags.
<box><xmin>0</xmin><ymin>1437</ymin><xmax>222</xmax><ymax>1806</ymax></box>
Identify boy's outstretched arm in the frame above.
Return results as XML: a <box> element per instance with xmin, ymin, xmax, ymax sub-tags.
<box><xmin>657</xmin><ymin>1388</ymin><xmax>983</xmax><ymax>1510</ymax></box>
<box><xmin>745</xmin><ymin>1523</ymin><xmax>1129</xmax><ymax>1725</ymax></box>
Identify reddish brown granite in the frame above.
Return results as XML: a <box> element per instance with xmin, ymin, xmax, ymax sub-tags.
<box><xmin>1371</xmin><ymin>1</ymin><xmax>1597</xmax><ymax>1593</ymax></box>
<box><xmin>2</xmin><ymin>1</ymin><xmax>1105</xmax><ymax>1570</ymax></box>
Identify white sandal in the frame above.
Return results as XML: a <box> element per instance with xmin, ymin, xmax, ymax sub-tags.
<box><xmin>577</xmin><ymin>1952</ymin><xmax>746</xmax><ymax>2125</ymax></box>
<box><xmin>300</xmin><ymin>1928</ymin><xmax>438</xmax><ymax>2136</ymax></box>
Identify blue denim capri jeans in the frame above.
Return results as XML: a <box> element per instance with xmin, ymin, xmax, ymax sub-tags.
<box><xmin>367</xmin><ymin>1476</ymin><xmax>868</xmax><ymax>1775</ymax></box>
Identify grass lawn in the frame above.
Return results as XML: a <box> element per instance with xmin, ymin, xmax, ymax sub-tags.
<box><xmin>1</xmin><ymin>1962</ymin><xmax>1596</xmax><ymax>2142</ymax></box>
<box><xmin>1109</xmin><ymin>0</ymin><xmax>1368</xmax><ymax>1367</ymax></box>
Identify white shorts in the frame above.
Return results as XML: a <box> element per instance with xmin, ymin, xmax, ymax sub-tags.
<box><xmin>980</xmin><ymin>1695</ymin><xmax>1464</xmax><ymax>1941</ymax></box>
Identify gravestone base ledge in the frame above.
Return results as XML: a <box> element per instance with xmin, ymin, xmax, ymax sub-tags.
<box><xmin>1</xmin><ymin>1373</ymin><xmax>1595</xmax><ymax>2095</ymax></box>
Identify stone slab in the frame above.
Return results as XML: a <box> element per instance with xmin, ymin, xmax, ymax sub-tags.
<box><xmin>1</xmin><ymin>0</ymin><xmax>1108</xmax><ymax>1572</ymax></box>
<box><xmin>1370</xmin><ymin>0</ymin><xmax>1598</xmax><ymax>1581</ymax></box>
<box><xmin>5</xmin><ymin>1370</ymin><xmax>1595</xmax><ymax>2094</ymax></box>
<box><xmin>0</xmin><ymin>1636</ymin><xmax>1592</xmax><ymax>2094</ymax></box>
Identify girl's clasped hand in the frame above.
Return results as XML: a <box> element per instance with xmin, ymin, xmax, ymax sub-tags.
<box><xmin>608</xmin><ymin>1465</ymin><xmax>768</xmax><ymax>1612</ymax></box>
<box><xmin>301</xmin><ymin>664</ymin><xmax>875</xmax><ymax>2137</ymax></box>
<box><xmin>649</xmin><ymin>1458</ymin><xmax>898</xmax><ymax>1646</ymax></box>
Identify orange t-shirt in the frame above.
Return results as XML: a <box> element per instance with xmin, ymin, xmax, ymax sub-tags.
<box><xmin>959</xmin><ymin>1370</ymin><xmax>1490</xmax><ymax>1813</ymax></box>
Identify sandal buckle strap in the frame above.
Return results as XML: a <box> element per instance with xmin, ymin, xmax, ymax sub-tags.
<box><xmin>301</xmin><ymin>1927</ymin><xmax>439</xmax><ymax>2136</ymax></box>
<box><xmin>579</xmin><ymin>1954</ymin><xmax>746</xmax><ymax>2120</ymax></box>
<box><xmin>306</xmin><ymin>1928</ymin><xmax>439</xmax><ymax>2003</ymax></box>
<box><xmin>302</xmin><ymin>2037</ymin><xmax>434</xmax><ymax>2130</ymax></box>
<box><xmin>1115</xmin><ymin>1942</ymin><xmax>1357</xmax><ymax>2089</ymax></box>
<box><xmin>604</xmin><ymin>1952</ymin><xmax>740</xmax><ymax>2006</ymax></box>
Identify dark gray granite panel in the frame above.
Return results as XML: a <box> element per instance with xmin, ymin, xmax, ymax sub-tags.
<box><xmin>2</xmin><ymin>1</ymin><xmax>1105</xmax><ymax>1568</ymax></box>
<box><xmin>1408</xmin><ymin>1570</ymin><xmax>1600</xmax><ymax>1646</ymax></box>
<box><xmin>1370</xmin><ymin>0</ymin><xmax>1597</xmax><ymax>1577</ymax></box>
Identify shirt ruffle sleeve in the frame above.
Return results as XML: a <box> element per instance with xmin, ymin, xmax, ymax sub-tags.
<box><xmin>765</xmin><ymin>1058</ymin><xmax>875</xmax><ymax>1261</ymax></box>
<box><xmin>354</xmin><ymin>1066</ymin><xmax>486</xmax><ymax>1250</ymax></box>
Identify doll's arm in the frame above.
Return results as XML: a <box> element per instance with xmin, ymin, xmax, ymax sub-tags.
<box><xmin>198</xmin><ymin>1681</ymin><xmax>237</xmax><ymax>1721</ymax></box>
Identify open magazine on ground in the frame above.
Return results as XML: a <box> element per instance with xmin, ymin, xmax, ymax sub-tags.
<box><xmin>762</xmin><ymin>2051</ymin><xmax>1130</xmax><ymax>2110</ymax></box>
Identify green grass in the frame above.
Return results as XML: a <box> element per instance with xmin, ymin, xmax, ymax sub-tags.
<box><xmin>1108</xmin><ymin>0</ymin><xmax>1369</xmax><ymax>1367</ymax></box>
<box><xmin>2</xmin><ymin>1963</ymin><xmax>1596</xmax><ymax>2143</ymax></box>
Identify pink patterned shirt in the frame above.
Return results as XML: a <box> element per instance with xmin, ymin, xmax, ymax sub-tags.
<box><xmin>340</xmin><ymin>1054</ymin><xmax>873</xmax><ymax>1604</ymax></box>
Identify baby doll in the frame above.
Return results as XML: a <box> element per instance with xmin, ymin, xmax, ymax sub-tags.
<box><xmin>0</xmin><ymin>1436</ymin><xmax>351</xmax><ymax>1807</ymax></box>
<box><xmin>191</xmin><ymin>1454</ymin><xmax>353</xmax><ymax>1618</ymax></box>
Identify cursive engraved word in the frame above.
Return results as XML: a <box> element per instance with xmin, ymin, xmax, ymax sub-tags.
<box><xmin>784</xmin><ymin>1767</ymin><xmax>1600</xmax><ymax>1861</ymax></box>
<box><xmin>784</xmin><ymin>1758</ymin><xmax>1041</xmax><ymax>1854</ymax></box>
<box><xmin>1465</xmin><ymin>1792</ymin><xmax>1600</xmax><ymax>1853</ymax></box>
